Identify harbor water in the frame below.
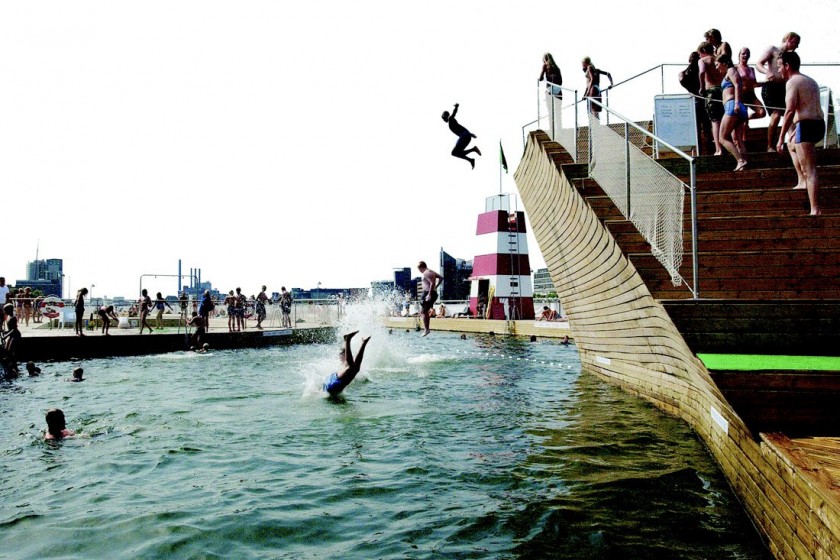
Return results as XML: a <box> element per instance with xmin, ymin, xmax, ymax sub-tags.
<box><xmin>1</xmin><ymin>312</ymin><xmax>768</xmax><ymax>558</ymax></box>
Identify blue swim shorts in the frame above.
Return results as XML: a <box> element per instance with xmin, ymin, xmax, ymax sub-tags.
<box><xmin>324</xmin><ymin>373</ymin><xmax>345</xmax><ymax>395</ymax></box>
<box><xmin>724</xmin><ymin>99</ymin><xmax>748</xmax><ymax>120</ymax></box>
<box><xmin>795</xmin><ymin>119</ymin><xmax>826</xmax><ymax>144</ymax></box>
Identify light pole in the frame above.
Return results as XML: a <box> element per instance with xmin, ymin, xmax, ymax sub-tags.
<box><xmin>316</xmin><ymin>281</ymin><xmax>321</xmax><ymax>299</ymax></box>
<box><xmin>90</xmin><ymin>284</ymin><xmax>95</xmax><ymax>307</ymax></box>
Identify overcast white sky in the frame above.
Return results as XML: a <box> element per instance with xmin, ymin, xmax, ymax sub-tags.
<box><xmin>2</xmin><ymin>1</ymin><xmax>838</xmax><ymax>298</ymax></box>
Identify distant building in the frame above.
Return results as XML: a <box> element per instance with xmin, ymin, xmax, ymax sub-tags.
<box><xmin>533</xmin><ymin>268</ymin><xmax>555</xmax><ymax>295</ymax></box>
<box><xmin>17</xmin><ymin>258</ymin><xmax>63</xmax><ymax>297</ymax></box>
<box><xmin>393</xmin><ymin>267</ymin><xmax>413</xmax><ymax>296</ymax></box>
<box><xmin>439</xmin><ymin>249</ymin><xmax>472</xmax><ymax>300</ymax></box>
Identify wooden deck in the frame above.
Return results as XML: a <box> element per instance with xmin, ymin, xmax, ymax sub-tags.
<box><xmin>514</xmin><ymin>128</ymin><xmax>840</xmax><ymax>558</ymax></box>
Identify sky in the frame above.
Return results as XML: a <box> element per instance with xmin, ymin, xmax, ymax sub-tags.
<box><xmin>2</xmin><ymin>1</ymin><xmax>839</xmax><ymax>299</ymax></box>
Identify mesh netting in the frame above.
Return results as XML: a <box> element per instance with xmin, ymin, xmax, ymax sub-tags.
<box><xmin>588</xmin><ymin>114</ymin><xmax>685</xmax><ymax>285</ymax></box>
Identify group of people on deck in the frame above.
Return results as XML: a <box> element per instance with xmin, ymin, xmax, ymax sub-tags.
<box><xmin>535</xmin><ymin>29</ymin><xmax>826</xmax><ymax>217</ymax></box>
<box><xmin>678</xmin><ymin>29</ymin><xmax>825</xmax><ymax>215</ymax></box>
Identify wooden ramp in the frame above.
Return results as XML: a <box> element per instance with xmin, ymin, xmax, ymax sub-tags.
<box><xmin>514</xmin><ymin>129</ymin><xmax>840</xmax><ymax>558</ymax></box>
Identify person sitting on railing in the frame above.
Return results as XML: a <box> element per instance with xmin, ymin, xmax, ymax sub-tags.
<box><xmin>441</xmin><ymin>103</ymin><xmax>482</xmax><ymax>169</ymax></box>
<box><xmin>539</xmin><ymin>52</ymin><xmax>563</xmax><ymax>98</ymax></box>
<box><xmin>718</xmin><ymin>54</ymin><xmax>749</xmax><ymax>171</ymax></box>
<box><xmin>581</xmin><ymin>57</ymin><xmax>613</xmax><ymax>120</ymax></box>
<box><xmin>698</xmin><ymin>42</ymin><xmax>725</xmax><ymax>156</ymax></box>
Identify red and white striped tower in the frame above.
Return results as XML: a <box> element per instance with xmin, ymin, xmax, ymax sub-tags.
<box><xmin>469</xmin><ymin>194</ymin><xmax>534</xmax><ymax>320</ymax></box>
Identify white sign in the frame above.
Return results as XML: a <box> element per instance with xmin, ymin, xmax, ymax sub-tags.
<box><xmin>654</xmin><ymin>94</ymin><xmax>698</xmax><ymax>154</ymax></box>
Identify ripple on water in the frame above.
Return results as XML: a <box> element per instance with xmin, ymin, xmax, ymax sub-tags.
<box><xmin>0</xmin><ymin>332</ymin><xmax>768</xmax><ymax>558</ymax></box>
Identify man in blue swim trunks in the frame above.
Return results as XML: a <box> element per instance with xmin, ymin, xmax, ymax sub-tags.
<box><xmin>441</xmin><ymin>103</ymin><xmax>481</xmax><ymax>169</ymax></box>
<box><xmin>776</xmin><ymin>51</ymin><xmax>825</xmax><ymax>216</ymax></box>
<box><xmin>323</xmin><ymin>331</ymin><xmax>371</xmax><ymax>396</ymax></box>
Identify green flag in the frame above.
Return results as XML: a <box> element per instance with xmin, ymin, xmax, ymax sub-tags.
<box><xmin>500</xmin><ymin>141</ymin><xmax>508</xmax><ymax>174</ymax></box>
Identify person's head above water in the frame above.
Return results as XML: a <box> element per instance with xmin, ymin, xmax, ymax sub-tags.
<box><xmin>72</xmin><ymin>367</ymin><xmax>84</xmax><ymax>381</ymax></box>
<box><xmin>45</xmin><ymin>408</ymin><xmax>67</xmax><ymax>438</ymax></box>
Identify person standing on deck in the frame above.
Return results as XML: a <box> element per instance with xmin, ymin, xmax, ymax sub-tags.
<box><xmin>776</xmin><ymin>51</ymin><xmax>825</xmax><ymax>216</ymax></box>
<box><xmin>417</xmin><ymin>261</ymin><xmax>443</xmax><ymax>337</ymax></box>
<box><xmin>698</xmin><ymin>42</ymin><xmax>726</xmax><ymax>156</ymax></box>
<box><xmin>139</xmin><ymin>289</ymin><xmax>154</xmax><ymax>334</ymax></box>
<box><xmin>74</xmin><ymin>287</ymin><xmax>88</xmax><ymax>337</ymax></box>
<box><xmin>280</xmin><ymin>287</ymin><xmax>292</xmax><ymax>328</ymax></box>
<box><xmin>704</xmin><ymin>28</ymin><xmax>732</xmax><ymax>58</ymax></box>
<box><xmin>582</xmin><ymin>57</ymin><xmax>613</xmax><ymax>120</ymax></box>
<box><xmin>757</xmin><ymin>32</ymin><xmax>800</xmax><ymax>151</ymax></box>
<box><xmin>255</xmin><ymin>286</ymin><xmax>269</xmax><ymax>330</ymax></box>
<box><xmin>441</xmin><ymin>103</ymin><xmax>482</xmax><ymax>169</ymax></box>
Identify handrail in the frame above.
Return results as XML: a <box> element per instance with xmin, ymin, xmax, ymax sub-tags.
<box><xmin>536</xmin><ymin>81</ymin><xmax>580</xmax><ymax>160</ymax></box>
<box><xmin>588</xmin><ymin>97</ymin><xmax>699</xmax><ymax>298</ymax></box>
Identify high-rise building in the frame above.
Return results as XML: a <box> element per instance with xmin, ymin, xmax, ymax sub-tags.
<box><xmin>533</xmin><ymin>268</ymin><xmax>555</xmax><ymax>295</ymax></box>
<box><xmin>439</xmin><ymin>249</ymin><xmax>473</xmax><ymax>300</ymax></box>
<box><xmin>18</xmin><ymin>258</ymin><xmax>63</xmax><ymax>297</ymax></box>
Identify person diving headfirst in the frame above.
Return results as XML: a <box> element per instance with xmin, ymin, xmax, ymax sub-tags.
<box><xmin>441</xmin><ymin>103</ymin><xmax>481</xmax><ymax>169</ymax></box>
<box><xmin>323</xmin><ymin>331</ymin><xmax>371</xmax><ymax>396</ymax></box>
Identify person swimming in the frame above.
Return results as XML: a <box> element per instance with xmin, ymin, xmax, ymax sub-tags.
<box><xmin>323</xmin><ymin>331</ymin><xmax>370</xmax><ymax>396</ymax></box>
<box><xmin>44</xmin><ymin>408</ymin><xmax>75</xmax><ymax>440</ymax></box>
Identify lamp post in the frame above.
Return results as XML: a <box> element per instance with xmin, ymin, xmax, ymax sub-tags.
<box><xmin>90</xmin><ymin>284</ymin><xmax>95</xmax><ymax>307</ymax></box>
<box><xmin>316</xmin><ymin>281</ymin><xmax>321</xmax><ymax>299</ymax></box>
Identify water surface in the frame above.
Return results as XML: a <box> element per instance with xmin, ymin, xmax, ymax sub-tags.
<box><xmin>1</xmin><ymin>326</ymin><xmax>768</xmax><ymax>558</ymax></box>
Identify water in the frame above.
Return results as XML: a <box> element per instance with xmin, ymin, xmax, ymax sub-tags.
<box><xmin>1</xmin><ymin>318</ymin><xmax>769</xmax><ymax>558</ymax></box>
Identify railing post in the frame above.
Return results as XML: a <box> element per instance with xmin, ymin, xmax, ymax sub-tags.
<box><xmin>550</xmin><ymin>90</ymin><xmax>555</xmax><ymax>140</ymax></box>
<box><xmin>537</xmin><ymin>80</ymin><xmax>541</xmax><ymax>133</ymax></box>
<box><xmin>604</xmin><ymin>89</ymin><xmax>610</xmax><ymax>125</ymax></box>
<box><xmin>661</xmin><ymin>64</ymin><xmax>665</xmax><ymax>94</ymax></box>
<box><xmin>690</xmin><ymin>158</ymin><xmax>700</xmax><ymax>299</ymax></box>
<box><xmin>587</xmin><ymin>100</ymin><xmax>593</xmax><ymax>173</ymax></box>
<box><xmin>574</xmin><ymin>90</ymin><xmax>579</xmax><ymax>162</ymax></box>
<box><xmin>625</xmin><ymin>122</ymin><xmax>631</xmax><ymax>216</ymax></box>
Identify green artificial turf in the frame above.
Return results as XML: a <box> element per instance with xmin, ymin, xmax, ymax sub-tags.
<box><xmin>697</xmin><ymin>354</ymin><xmax>840</xmax><ymax>371</ymax></box>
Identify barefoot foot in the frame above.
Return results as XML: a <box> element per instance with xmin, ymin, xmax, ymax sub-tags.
<box><xmin>475</xmin><ymin>147</ymin><xmax>482</xmax><ymax>156</ymax></box>
<box><xmin>421</xmin><ymin>330</ymin><xmax>430</xmax><ymax>337</ymax></box>
<box><xmin>344</xmin><ymin>330</ymin><xmax>359</xmax><ymax>341</ymax></box>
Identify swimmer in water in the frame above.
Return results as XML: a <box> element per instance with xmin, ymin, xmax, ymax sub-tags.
<box><xmin>67</xmin><ymin>367</ymin><xmax>84</xmax><ymax>382</ymax></box>
<box><xmin>44</xmin><ymin>408</ymin><xmax>76</xmax><ymax>440</ymax></box>
<box><xmin>323</xmin><ymin>331</ymin><xmax>371</xmax><ymax>396</ymax></box>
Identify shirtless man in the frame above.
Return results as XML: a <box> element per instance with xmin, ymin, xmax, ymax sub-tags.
<box><xmin>776</xmin><ymin>51</ymin><xmax>825</xmax><ymax>216</ymax></box>
<box><xmin>441</xmin><ymin>103</ymin><xmax>481</xmax><ymax>169</ymax></box>
<box><xmin>698</xmin><ymin>42</ymin><xmax>726</xmax><ymax>156</ymax></box>
<box><xmin>323</xmin><ymin>331</ymin><xmax>371</xmax><ymax>397</ymax></box>
<box><xmin>417</xmin><ymin>261</ymin><xmax>443</xmax><ymax>337</ymax></box>
<box><xmin>757</xmin><ymin>32</ymin><xmax>800</xmax><ymax>151</ymax></box>
<box><xmin>704</xmin><ymin>28</ymin><xmax>732</xmax><ymax>58</ymax></box>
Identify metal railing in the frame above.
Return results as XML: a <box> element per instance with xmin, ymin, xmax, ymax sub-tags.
<box><xmin>587</xmin><ymin>98</ymin><xmax>699</xmax><ymax>297</ymax></box>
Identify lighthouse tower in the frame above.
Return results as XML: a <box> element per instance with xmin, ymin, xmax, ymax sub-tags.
<box><xmin>469</xmin><ymin>194</ymin><xmax>534</xmax><ymax>320</ymax></box>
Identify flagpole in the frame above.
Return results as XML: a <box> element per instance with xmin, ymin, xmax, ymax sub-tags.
<box><xmin>499</xmin><ymin>138</ymin><xmax>502</xmax><ymax>195</ymax></box>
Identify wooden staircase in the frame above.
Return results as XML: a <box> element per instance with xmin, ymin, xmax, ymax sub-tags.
<box><xmin>568</xmin><ymin>127</ymin><xmax>840</xmax><ymax>434</ymax></box>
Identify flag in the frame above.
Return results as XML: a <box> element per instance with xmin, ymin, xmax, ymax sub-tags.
<box><xmin>499</xmin><ymin>141</ymin><xmax>508</xmax><ymax>174</ymax></box>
